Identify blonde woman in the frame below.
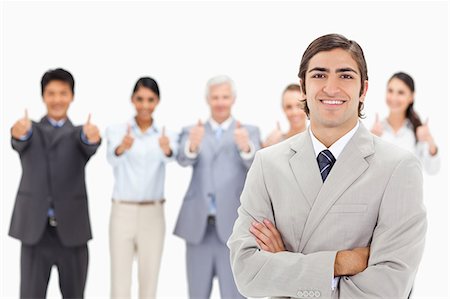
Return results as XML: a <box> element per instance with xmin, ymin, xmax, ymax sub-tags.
<box><xmin>263</xmin><ymin>84</ymin><xmax>307</xmax><ymax>147</ymax></box>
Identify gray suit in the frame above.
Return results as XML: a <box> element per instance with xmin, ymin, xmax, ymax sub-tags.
<box><xmin>228</xmin><ymin>123</ymin><xmax>426</xmax><ymax>299</ymax></box>
<box><xmin>175</xmin><ymin>119</ymin><xmax>260</xmax><ymax>298</ymax></box>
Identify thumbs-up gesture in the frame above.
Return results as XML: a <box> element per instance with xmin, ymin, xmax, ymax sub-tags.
<box><xmin>416</xmin><ymin>118</ymin><xmax>433</xmax><ymax>143</ymax></box>
<box><xmin>416</xmin><ymin>118</ymin><xmax>438</xmax><ymax>155</ymax></box>
<box><xmin>82</xmin><ymin>113</ymin><xmax>101</xmax><ymax>144</ymax></box>
<box><xmin>234</xmin><ymin>120</ymin><xmax>251</xmax><ymax>153</ymax></box>
<box><xmin>370</xmin><ymin>113</ymin><xmax>383</xmax><ymax>137</ymax></box>
<box><xmin>12</xmin><ymin>109</ymin><xmax>32</xmax><ymax>140</ymax></box>
<box><xmin>188</xmin><ymin>119</ymin><xmax>205</xmax><ymax>153</ymax></box>
<box><xmin>264</xmin><ymin>121</ymin><xmax>283</xmax><ymax>147</ymax></box>
<box><xmin>115</xmin><ymin>124</ymin><xmax>134</xmax><ymax>156</ymax></box>
<box><xmin>159</xmin><ymin>126</ymin><xmax>172</xmax><ymax>157</ymax></box>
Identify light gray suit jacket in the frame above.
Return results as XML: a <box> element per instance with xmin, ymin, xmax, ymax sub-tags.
<box><xmin>174</xmin><ymin>119</ymin><xmax>261</xmax><ymax>244</ymax></box>
<box><xmin>228</xmin><ymin>123</ymin><xmax>426</xmax><ymax>298</ymax></box>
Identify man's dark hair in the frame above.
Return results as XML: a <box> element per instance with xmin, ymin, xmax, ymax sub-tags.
<box><xmin>41</xmin><ymin>68</ymin><xmax>75</xmax><ymax>96</ymax></box>
<box><xmin>298</xmin><ymin>34</ymin><xmax>368</xmax><ymax>118</ymax></box>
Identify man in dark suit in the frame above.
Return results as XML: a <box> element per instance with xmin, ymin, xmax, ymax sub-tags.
<box><xmin>9</xmin><ymin>68</ymin><xmax>101</xmax><ymax>298</ymax></box>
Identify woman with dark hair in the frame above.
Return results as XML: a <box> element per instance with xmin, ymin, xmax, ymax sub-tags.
<box><xmin>262</xmin><ymin>84</ymin><xmax>307</xmax><ymax>147</ymax></box>
<box><xmin>371</xmin><ymin>72</ymin><xmax>440</xmax><ymax>174</ymax></box>
<box><xmin>105</xmin><ymin>77</ymin><xmax>178</xmax><ymax>298</ymax></box>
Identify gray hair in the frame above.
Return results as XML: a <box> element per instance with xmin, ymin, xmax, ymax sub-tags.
<box><xmin>205</xmin><ymin>75</ymin><xmax>237</xmax><ymax>99</ymax></box>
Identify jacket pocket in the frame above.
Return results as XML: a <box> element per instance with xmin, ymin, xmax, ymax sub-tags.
<box><xmin>329</xmin><ymin>204</ymin><xmax>367</xmax><ymax>213</ymax></box>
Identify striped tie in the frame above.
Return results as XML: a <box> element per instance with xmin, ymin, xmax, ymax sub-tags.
<box><xmin>317</xmin><ymin>149</ymin><xmax>336</xmax><ymax>182</ymax></box>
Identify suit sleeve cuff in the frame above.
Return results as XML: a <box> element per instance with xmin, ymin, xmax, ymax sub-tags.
<box><xmin>81</xmin><ymin>131</ymin><xmax>96</xmax><ymax>145</ymax></box>
<box><xmin>332</xmin><ymin>276</ymin><xmax>340</xmax><ymax>290</ymax></box>
<box><xmin>18</xmin><ymin>128</ymin><xmax>33</xmax><ymax>141</ymax></box>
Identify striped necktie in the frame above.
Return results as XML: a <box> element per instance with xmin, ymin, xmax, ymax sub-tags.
<box><xmin>317</xmin><ymin>149</ymin><xmax>336</xmax><ymax>182</ymax></box>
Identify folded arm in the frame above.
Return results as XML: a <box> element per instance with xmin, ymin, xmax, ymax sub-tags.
<box><xmin>339</xmin><ymin>155</ymin><xmax>426</xmax><ymax>298</ymax></box>
<box><xmin>228</xmin><ymin>152</ymin><xmax>337</xmax><ymax>298</ymax></box>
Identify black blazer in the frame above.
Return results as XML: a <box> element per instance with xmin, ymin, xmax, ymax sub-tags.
<box><xmin>9</xmin><ymin>116</ymin><xmax>100</xmax><ymax>247</ymax></box>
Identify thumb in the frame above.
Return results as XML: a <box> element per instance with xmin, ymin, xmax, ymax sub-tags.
<box><xmin>197</xmin><ymin>119</ymin><xmax>203</xmax><ymax>127</ymax></box>
<box><xmin>276</xmin><ymin>121</ymin><xmax>281</xmax><ymax>131</ymax></box>
<box><xmin>127</xmin><ymin>123</ymin><xmax>132</xmax><ymax>135</ymax></box>
<box><xmin>236</xmin><ymin>120</ymin><xmax>241</xmax><ymax>129</ymax></box>
<box><xmin>86</xmin><ymin>113</ymin><xmax>91</xmax><ymax>125</ymax></box>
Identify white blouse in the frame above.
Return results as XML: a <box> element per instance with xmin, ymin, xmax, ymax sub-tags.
<box><xmin>106</xmin><ymin>118</ymin><xmax>179</xmax><ymax>201</ymax></box>
<box><xmin>380</xmin><ymin>119</ymin><xmax>440</xmax><ymax>175</ymax></box>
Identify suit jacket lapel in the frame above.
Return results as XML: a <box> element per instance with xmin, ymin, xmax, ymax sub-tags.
<box><xmin>215</xmin><ymin>119</ymin><xmax>235</xmax><ymax>156</ymax></box>
<box><xmin>39</xmin><ymin>116</ymin><xmax>74</xmax><ymax>149</ymax></box>
<box><xmin>288</xmin><ymin>130</ymin><xmax>323</xmax><ymax>208</ymax></box>
<box><xmin>298</xmin><ymin>124</ymin><xmax>375</xmax><ymax>252</ymax></box>
<box><xmin>39</xmin><ymin>117</ymin><xmax>54</xmax><ymax>149</ymax></box>
<box><xmin>206</xmin><ymin>119</ymin><xmax>236</xmax><ymax>158</ymax></box>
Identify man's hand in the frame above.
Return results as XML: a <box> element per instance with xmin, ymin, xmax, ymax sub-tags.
<box><xmin>11</xmin><ymin>109</ymin><xmax>32</xmax><ymax>139</ymax></box>
<box><xmin>159</xmin><ymin>126</ymin><xmax>172</xmax><ymax>157</ymax></box>
<box><xmin>82</xmin><ymin>113</ymin><xmax>101</xmax><ymax>144</ymax></box>
<box><xmin>250</xmin><ymin>219</ymin><xmax>286</xmax><ymax>253</ymax></box>
<box><xmin>188</xmin><ymin>119</ymin><xmax>205</xmax><ymax>153</ymax></box>
<box><xmin>334</xmin><ymin>247</ymin><xmax>370</xmax><ymax>276</ymax></box>
<box><xmin>234</xmin><ymin>121</ymin><xmax>251</xmax><ymax>153</ymax></box>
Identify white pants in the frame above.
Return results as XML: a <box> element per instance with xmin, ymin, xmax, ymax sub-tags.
<box><xmin>109</xmin><ymin>201</ymin><xmax>165</xmax><ymax>299</ymax></box>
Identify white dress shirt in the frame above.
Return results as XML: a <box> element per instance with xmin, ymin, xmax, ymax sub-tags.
<box><xmin>310</xmin><ymin>122</ymin><xmax>360</xmax><ymax>160</ymax></box>
<box><xmin>184</xmin><ymin>116</ymin><xmax>256</xmax><ymax>160</ymax></box>
<box><xmin>106</xmin><ymin>118</ymin><xmax>178</xmax><ymax>201</ymax></box>
<box><xmin>309</xmin><ymin>121</ymin><xmax>360</xmax><ymax>291</ymax></box>
<box><xmin>380</xmin><ymin>119</ymin><xmax>440</xmax><ymax>175</ymax></box>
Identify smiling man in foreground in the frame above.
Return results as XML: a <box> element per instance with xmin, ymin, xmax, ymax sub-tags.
<box><xmin>228</xmin><ymin>34</ymin><xmax>427</xmax><ymax>298</ymax></box>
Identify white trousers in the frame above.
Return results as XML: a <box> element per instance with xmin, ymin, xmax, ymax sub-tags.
<box><xmin>110</xmin><ymin>201</ymin><xmax>165</xmax><ymax>299</ymax></box>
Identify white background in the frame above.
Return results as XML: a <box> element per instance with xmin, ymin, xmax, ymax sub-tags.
<box><xmin>1</xmin><ymin>1</ymin><xmax>448</xmax><ymax>298</ymax></box>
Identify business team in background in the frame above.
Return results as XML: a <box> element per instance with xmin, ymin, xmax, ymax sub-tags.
<box><xmin>8</xmin><ymin>34</ymin><xmax>440</xmax><ymax>298</ymax></box>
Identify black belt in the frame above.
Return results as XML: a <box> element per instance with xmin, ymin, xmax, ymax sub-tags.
<box><xmin>207</xmin><ymin>215</ymin><xmax>216</xmax><ymax>225</ymax></box>
<box><xmin>48</xmin><ymin>216</ymin><xmax>57</xmax><ymax>227</ymax></box>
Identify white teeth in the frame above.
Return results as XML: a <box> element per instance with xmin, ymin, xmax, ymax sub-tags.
<box><xmin>322</xmin><ymin>100</ymin><xmax>343</xmax><ymax>105</ymax></box>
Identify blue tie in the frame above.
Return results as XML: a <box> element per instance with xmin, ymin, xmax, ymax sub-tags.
<box><xmin>215</xmin><ymin>127</ymin><xmax>223</xmax><ymax>140</ymax></box>
<box><xmin>317</xmin><ymin>150</ymin><xmax>336</xmax><ymax>182</ymax></box>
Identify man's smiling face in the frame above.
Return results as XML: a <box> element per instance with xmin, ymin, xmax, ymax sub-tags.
<box><xmin>303</xmin><ymin>48</ymin><xmax>368</xmax><ymax>131</ymax></box>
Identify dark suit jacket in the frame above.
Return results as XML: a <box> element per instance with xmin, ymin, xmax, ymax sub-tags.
<box><xmin>9</xmin><ymin>116</ymin><xmax>100</xmax><ymax>247</ymax></box>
